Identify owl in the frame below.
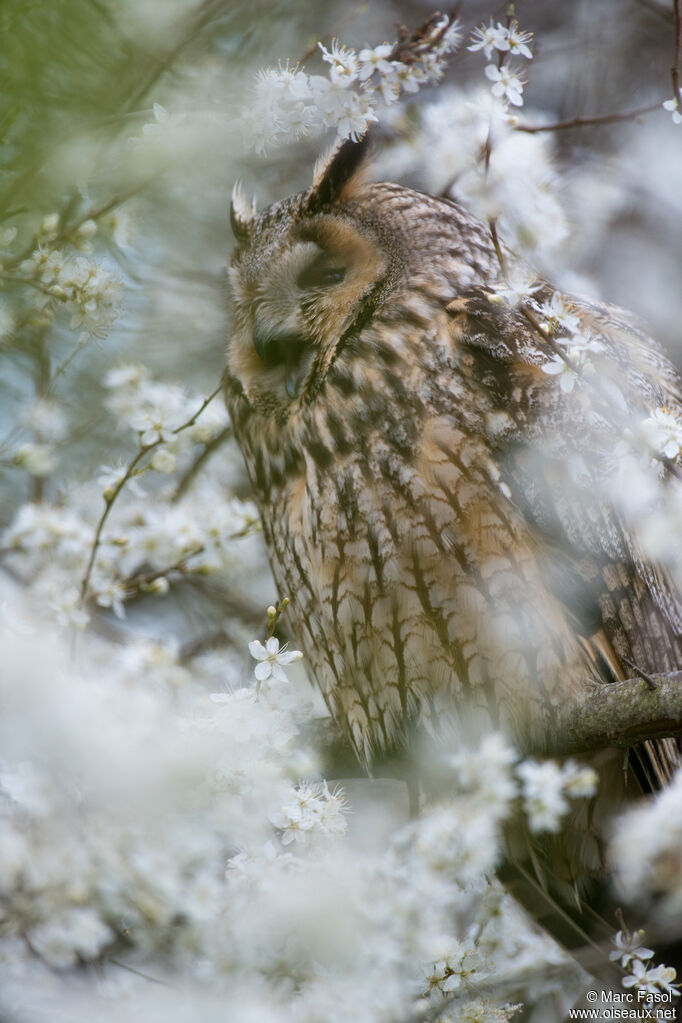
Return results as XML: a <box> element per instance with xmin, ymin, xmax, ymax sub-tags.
<box><xmin>224</xmin><ymin>138</ymin><xmax>682</xmax><ymax>829</ymax></box>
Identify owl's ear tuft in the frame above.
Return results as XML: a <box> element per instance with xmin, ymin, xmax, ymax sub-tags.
<box><xmin>306</xmin><ymin>135</ymin><xmax>370</xmax><ymax>212</ymax></box>
<box><xmin>230</xmin><ymin>181</ymin><xmax>256</xmax><ymax>242</ymax></box>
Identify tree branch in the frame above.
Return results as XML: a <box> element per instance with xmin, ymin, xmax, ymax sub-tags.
<box><xmin>304</xmin><ymin>672</ymin><xmax>682</xmax><ymax>777</ymax></box>
<box><xmin>672</xmin><ymin>0</ymin><xmax>682</xmax><ymax>105</ymax></box>
<box><xmin>515</xmin><ymin>102</ymin><xmax>661</xmax><ymax>134</ymax></box>
<box><xmin>550</xmin><ymin>670</ymin><xmax>682</xmax><ymax>755</ymax></box>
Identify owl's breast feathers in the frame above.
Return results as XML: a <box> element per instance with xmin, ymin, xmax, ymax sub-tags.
<box><xmin>229</xmin><ymin>268</ymin><xmax>682</xmax><ymax>763</ymax></box>
<box><xmin>225</xmin><ymin>157</ymin><xmax>682</xmax><ymax>765</ymax></box>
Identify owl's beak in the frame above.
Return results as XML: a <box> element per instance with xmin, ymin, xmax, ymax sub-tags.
<box><xmin>252</xmin><ymin>323</ymin><xmax>309</xmax><ymax>398</ymax></box>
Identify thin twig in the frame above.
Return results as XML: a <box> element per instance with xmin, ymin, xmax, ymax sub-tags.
<box><xmin>107</xmin><ymin>957</ymin><xmax>170</xmax><ymax>987</ymax></box>
<box><xmin>672</xmin><ymin>0</ymin><xmax>682</xmax><ymax>104</ymax></box>
<box><xmin>179</xmin><ymin>629</ymin><xmax>234</xmax><ymax>663</ymax></box>
<box><xmin>49</xmin><ymin>339</ymin><xmax>87</xmax><ymax>390</ymax></box>
<box><xmin>487</xmin><ymin>218</ymin><xmax>507</xmax><ymax>276</ymax></box>
<box><xmin>79</xmin><ymin>385</ymin><xmax>223</xmax><ymax>601</ymax></box>
<box><xmin>4</xmin><ymin>175</ymin><xmax>159</xmax><ymax>272</ymax></box>
<box><xmin>634</xmin><ymin>0</ymin><xmax>676</xmax><ymax>20</ymax></box>
<box><xmin>79</xmin><ymin>444</ymin><xmax>152</xmax><ymax>601</ymax></box>
<box><xmin>174</xmin><ymin>384</ymin><xmax>223</xmax><ymax>433</ymax></box>
<box><xmin>125</xmin><ymin>548</ymin><xmax>204</xmax><ymax>593</ymax></box>
<box><xmin>172</xmin><ymin>423</ymin><xmax>231</xmax><ymax>502</ymax></box>
<box><xmin>482</xmin><ymin>221</ymin><xmax>579</xmax><ymax>375</ymax></box>
<box><xmin>519</xmin><ymin>302</ymin><xmax>580</xmax><ymax>371</ymax></box>
<box><xmin>516</xmin><ymin>101</ymin><xmax>661</xmax><ymax>134</ymax></box>
<box><xmin>0</xmin><ymin>270</ymin><xmax>58</xmax><ymax>298</ymax></box>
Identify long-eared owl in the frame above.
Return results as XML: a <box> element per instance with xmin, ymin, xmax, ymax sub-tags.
<box><xmin>224</xmin><ymin>137</ymin><xmax>682</xmax><ymax>795</ymax></box>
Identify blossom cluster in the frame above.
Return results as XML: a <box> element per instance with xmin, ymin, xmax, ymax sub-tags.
<box><xmin>379</xmin><ymin>84</ymin><xmax>570</xmax><ymax>263</ymax></box>
<box><xmin>611</xmin><ymin>929</ymin><xmax>680</xmax><ymax>1003</ymax></box>
<box><xmin>0</xmin><ymin>588</ymin><xmax>590</xmax><ymax>1023</ymax></box>
<box><xmin>19</xmin><ymin>246</ymin><xmax>123</xmax><ymax>340</ymax></box>
<box><xmin>468</xmin><ymin>19</ymin><xmax>534</xmax><ymax>109</ymax></box>
<box><xmin>249</xmin><ymin>14</ymin><xmax>461</xmax><ymax>152</ymax></box>
<box><xmin>2</xmin><ymin>367</ymin><xmax>255</xmax><ymax>626</ymax></box>
<box><xmin>662</xmin><ymin>96</ymin><xmax>682</xmax><ymax>125</ymax></box>
<box><xmin>611</xmin><ymin>766</ymin><xmax>682</xmax><ymax>924</ymax></box>
<box><xmin>0</xmin><ymin>596</ymin><xmax>329</xmax><ymax>987</ymax></box>
<box><xmin>516</xmin><ymin>758</ymin><xmax>598</xmax><ymax>834</ymax></box>
<box><xmin>535</xmin><ymin>291</ymin><xmax>605</xmax><ymax>393</ymax></box>
<box><xmin>639</xmin><ymin>406</ymin><xmax>682</xmax><ymax>463</ymax></box>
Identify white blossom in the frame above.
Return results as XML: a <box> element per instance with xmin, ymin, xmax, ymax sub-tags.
<box><xmin>640</xmin><ymin>406</ymin><xmax>682</xmax><ymax>461</ymax></box>
<box><xmin>468</xmin><ymin>23</ymin><xmax>510</xmax><ymax>60</ymax></box>
<box><xmin>92</xmin><ymin>576</ymin><xmax>128</xmax><ymax>618</ymax></box>
<box><xmin>540</xmin><ymin>354</ymin><xmax>578</xmax><ymax>392</ymax></box>
<box><xmin>104</xmin><ymin>363</ymin><xmax>150</xmax><ymax>391</ymax></box>
<box><xmin>21</xmin><ymin>398</ymin><xmax>69</xmax><ymax>442</ymax></box>
<box><xmin>517</xmin><ymin>758</ymin><xmax>597</xmax><ymax>834</ymax></box>
<box><xmin>28</xmin><ymin>908</ymin><xmax>115</xmax><ymax>969</ymax></box>
<box><xmin>644</xmin><ymin>963</ymin><xmax>681</xmax><ymax>996</ymax></box>
<box><xmin>492</xmin><ymin>270</ymin><xmax>542</xmax><ymax>307</ymax></box>
<box><xmin>506</xmin><ymin>22</ymin><xmax>534</xmax><ymax>60</ymax></box>
<box><xmin>55</xmin><ymin>256</ymin><xmax>123</xmax><ymax>338</ymax></box>
<box><xmin>2</xmin><ymin>503</ymin><xmax>91</xmax><ymax>565</ymax></box>
<box><xmin>0</xmin><ymin>224</ymin><xmax>17</xmax><ymax>249</ymax></box>
<box><xmin>150</xmin><ymin>447</ymin><xmax>177</xmax><ymax>473</ymax></box>
<box><xmin>535</xmin><ymin>291</ymin><xmax>583</xmax><ymax>336</ymax></box>
<box><xmin>124</xmin><ymin>380</ymin><xmax>191</xmax><ymax>444</ymax></box>
<box><xmin>12</xmin><ymin>442</ymin><xmax>57</xmax><ymax>476</ymax></box>
<box><xmin>249</xmin><ymin>22</ymin><xmax>459</xmax><ymax>151</ymax></box>
<box><xmin>484</xmin><ymin>64</ymin><xmax>525</xmax><ymax>107</ymax></box>
<box><xmin>318</xmin><ymin>40</ymin><xmax>359</xmax><ymax>87</ymax></box>
<box><xmin>270</xmin><ymin>782</ymin><xmax>348</xmax><ymax>845</ymax></box>
<box><xmin>663</xmin><ymin>97</ymin><xmax>682</xmax><ymax>125</ymax></box>
<box><xmin>610</xmin><ymin>929</ymin><xmax>654</xmax><ymax>969</ymax></box>
<box><xmin>611</xmin><ymin>765</ymin><xmax>682</xmax><ymax>919</ymax></box>
<box><xmin>39</xmin><ymin>212</ymin><xmax>60</xmax><ymax>236</ymax></box>
<box><xmin>97</xmin><ymin>463</ymin><xmax>145</xmax><ymax>500</ymax></box>
<box><xmin>334</xmin><ymin>88</ymin><xmax>378</xmax><ymax>140</ymax></box>
<box><xmin>541</xmin><ymin>332</ymin><xmax>603</xmax><ymax>392</ymax></box>
<box><xmin>248</xmin><ymin>636</ymin><xmax>303</xmax><ymax>683</ymax></box>
<box><xmin>622</xmin><ymin>958</ymin><xmax>680</xmax><ymax>997</ymax></box>
<box><xmin>561</xmin><ymin>761</ymin><xmax>599</xmax><ymax>798</ymax></box>
<box><xmin>357</xmin><ymin>43</ymin><xmax>395</xmax><ymax>81</ymax></box>
<box><xmin>449</xmin><ymin>733</ymin><xmax>518</xmax><ymax>815</ymax></box>
<box><xmin>48</xmin><ymin>585</ymin><xmax>90</xmax><ymax>630</ymax></box>
<box><xmin>433</xmin><ymin>19</ymin><xmax>462</xmax><ymax>56</ymax></box>
<box><xmin>141</xmin><ymin>101</ymin><xmax>175</xmax><ymax>137</ymax></box>
<box><xmin>129</xmin><ymin>408</ymin><xmax>179</xmax><ymax>445</ymax></box>
<box><xmin>516</xmin><ymin>759</ymin><xmax>569</xmax><ymax>833</ymax></box>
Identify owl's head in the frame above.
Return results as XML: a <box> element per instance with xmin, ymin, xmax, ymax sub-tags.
<box><xmin>226</xmin><ymin>138</ymin><xmax>407</xmax><ymax>417</ymax></box>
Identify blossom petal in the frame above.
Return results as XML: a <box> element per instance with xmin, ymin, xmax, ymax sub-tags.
<box><xmin>254</xmin><ymin>661</ymin><xmax>272</xmax><ymax>681</ymax></box>
<box><xmin>277</xmin><ymin>650</ymin><xmax>303</xmax><ymax>664</ymax></box>
<box><xmin>248</xmin><ymin>640</ymin><xmax>267</xmax><ymax>660</ymax></box>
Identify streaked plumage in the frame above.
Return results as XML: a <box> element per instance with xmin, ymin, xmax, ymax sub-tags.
<box><xmin>224</xmin><ymin>139</ymin><xmax>682</xmax><ymax>845</ymax></box>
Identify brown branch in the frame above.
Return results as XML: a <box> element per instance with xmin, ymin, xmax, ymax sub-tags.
<box><xmin>673</xmin><ymin>0</ymin><xmax>682</xmax><ymax>104</ymax></box>
<box><xmin>550</xmin><ymin>671</ymin><xmax>682</xmax><ymax>755</ymax></box>
<box><xmin>172</xmin><ymin>424</ymin><xmax>231</xmax><ymax>502</ymax></box>
<box><xmin>306</xmin><ymin>672</ymin><xmax>682</xmax><ymax>779</ymax></box>
<box><xmin>516</xmin><ymin>102</ymin><xmax>661</xmax><ymax>134</ymax></box>
<box><xmin>79</xmin><ymin>385</ymin><xmax>223</xmax><ymax>600</ymax></box>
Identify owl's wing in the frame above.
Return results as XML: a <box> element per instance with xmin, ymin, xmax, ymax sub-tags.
<box><xmin>447</xmin><ymin>288</ymin><xmax>682</xmax><ymax>783</ymax></box>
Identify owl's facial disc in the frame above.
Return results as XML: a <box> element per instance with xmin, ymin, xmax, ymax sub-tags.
<box><xmin>227</xmin><ymin>213</ymin><xmax>387</xmax><ymax>412</ymax></box>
